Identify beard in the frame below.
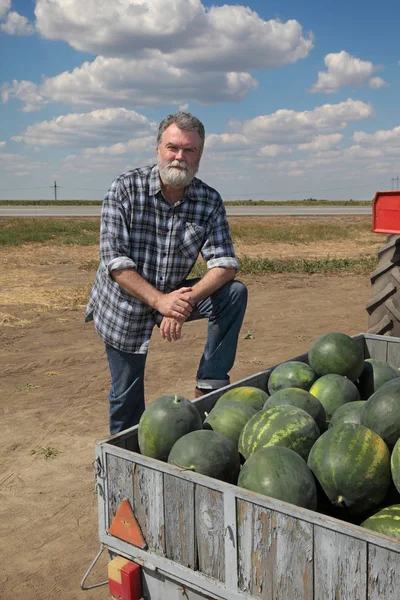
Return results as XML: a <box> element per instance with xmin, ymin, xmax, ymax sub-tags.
<box><xmin>157</xmin><ymin>157</ymin><xmax>199</xmax><ymax>188</ymax></box>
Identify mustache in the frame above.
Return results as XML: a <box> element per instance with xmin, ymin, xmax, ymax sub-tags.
<box><xmin>166</xmin><ymin>160</ymin><xmax>188</xmax><ymax>170</ymax></box>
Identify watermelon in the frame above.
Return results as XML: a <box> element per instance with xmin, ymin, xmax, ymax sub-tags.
<box><xmin>330</xmin><ymin>400</ymin><xmax>366</xmax><ymax>427</ymax></box>
<box><xmin>267</xmin><ymin>361</ymin><xmax>317</xmax><ymax>395</ymax></box>
<box><xmin>215</xmin><ymin>386</ymin><xmax>269</xmax><ymax>411</ymax></box>
<box><xmin>168</xmin><ymin>429</ymin><xmax>240</xmax><ymax>484</ymax></box>
<box><xmin>308</xmin><ymin>332</ymin><xmax>364</xmax><ymax>381</ymax></box>
<box><xmin>237</xmin><ymin>446</ymin><xmax>317</xmax><ymax>510</ymax></box>
<box><xmin>361</xmin><ymin>505</ymin><xmax>400</xmax><ymax>540</ymax></box>
<box><xmin>263</xmin><ymin>387</ymin><xmax>326</xmax><ymax>432</ymax></box>
<box><xmin>391</xmin><ymin>438</ymin><xmax>400</xmax><ymax>494</ymax></box>
<box><xmin>361</xmin><ymin>378</ymin><xmax>400</xmax><ymax>447</ymax></box>
<box><xmin>203</xmin><ymin>401</ymin><xmax>257</xmax><ymax>446</ymax></box>
<box><xmin>138</xmin><ymin>394</ymin><xmax>202</xmax><ymax>461</ymax></box>
<box><xmin>307</xmin><ymin>423</ymin><xmax>391</xmax><ymax>515</ymax></box>
<box><xmin>357</xmin><ymin>358</ymin><xmax>400</xmax><ymax>399</ymax></box>
<box><xmin>238</xmin><ymin>404</ymin><xmax>320</xmax><ymax>461</ymax></box>
<box><xmin>309</xmin><ymin>374</ymin><xmax>360</xmax><ymax>423</ymax></box>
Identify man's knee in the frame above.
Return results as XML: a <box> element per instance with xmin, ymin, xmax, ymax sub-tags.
<box><xmin>227</xmin><ymin>279</ymin><xmax>248</xmax><ymax>306</ymax></box>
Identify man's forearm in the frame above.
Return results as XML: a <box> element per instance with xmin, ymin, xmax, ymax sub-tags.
<box><xmin>111</xmin><ymin>269</ymin><xmax>162</xmax><ymax>309</ymax></box>
<box><xmin>191</xmin><ymin>267</ymin><xmax>236</xmax><ymax>305</ymax></box>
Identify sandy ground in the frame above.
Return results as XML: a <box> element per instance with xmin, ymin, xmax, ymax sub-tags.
<box><xmin>0</xmin><ymin>224</ymin><xmax>380</xmax><ymax>600</ymax></box>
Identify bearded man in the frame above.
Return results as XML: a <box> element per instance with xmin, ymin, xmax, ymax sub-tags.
<box><xmin>86</xmin><ymin>112</ymin><xmax>247</xmax><ymax>434</ymax></box>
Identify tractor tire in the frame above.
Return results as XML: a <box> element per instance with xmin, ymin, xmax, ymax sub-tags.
<box><xmin>366</xmin><ymin>235</ymin><xmax>400</xmax><ymax>336</ymax></box>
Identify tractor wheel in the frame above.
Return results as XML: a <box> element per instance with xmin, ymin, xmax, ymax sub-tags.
<box><xmin>366</xmin><ymin>235</ymin><xmax>400</xmax><ymax>336</ymax></box>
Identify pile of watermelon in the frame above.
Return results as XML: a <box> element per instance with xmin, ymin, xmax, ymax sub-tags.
<box><xmin>138</xmin><ymin>332</ymin><xmax>400</xmax><ymax>541</ymax></box>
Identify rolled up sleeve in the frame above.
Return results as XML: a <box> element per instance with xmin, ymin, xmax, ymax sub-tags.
<box><xmin>201</xmin><ymin>201</ymin><xmax>239</xmax><ymax>272</ymax></box>
<box><xmin>100</xmin><ymin>179</ymin><xmax>137</xmax><ymax>278</ymax></box>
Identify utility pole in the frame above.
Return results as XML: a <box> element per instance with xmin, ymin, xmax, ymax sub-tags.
<box><xmin>53</xmin><ymin>180</ymin><xmax>59</xmax><ymax>200</ymax></box>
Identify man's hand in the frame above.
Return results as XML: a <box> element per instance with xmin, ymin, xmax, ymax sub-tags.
<box><xmin>160</xmin><ymin>316</ymin><xmax>184</xmax><ymax>341</ymax></box>
<box><xmin>155</xmin><ymin>287</ymin><xmax>194</xmax><ymax>320</ymax></box>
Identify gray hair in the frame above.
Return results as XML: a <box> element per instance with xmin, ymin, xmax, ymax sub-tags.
<box><xmin>157</xmin><ymin>112</ymin><xmax>205</xmax><ymax>153</ymax></box>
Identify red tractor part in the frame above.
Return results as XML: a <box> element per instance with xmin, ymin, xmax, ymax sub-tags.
<box><xmin>367</xmin><ymin>191</ymin><xmax>400</xmax><ymax>336</ymax></box>
<box><xmin>372</xmin><ymin>191</ymin><xmax>400</xmax><ymax>234</ymax></box>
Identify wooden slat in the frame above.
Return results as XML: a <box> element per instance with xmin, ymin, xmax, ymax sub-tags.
<box><xmin>106</xmin><ymin>454</ymin><xmax>135</xmax><ymax>524</ymax></box>
<box><xmin>364</xmin><ymin>336</ymin><xmax>388</xmax><ymax>361</ymax></box>
<box><xmin>164</xmin><ymin>474</ymin><xmax>197</xmax><ymax>569</ymax></box>
<box><xmin>133</xmin><ymin>464</ymin><xmax>165</xmax><ymax>555</ymax></box>
<box><xmin>386</xmin><ymin>339</ymin><xmax>400</xmax><ymax>368</ymax></box>
<box><xmin>314</xmin><ymin>527</ymin><xmax>367</xmax><ymax>599</ymax></box>
<box><xmin>195</xmin><ymin>486</ymin><xmax>225</xmax><ymax>580</ymax></box>
<box><xmin>368</xmin><ymin>543</ymin><xmax>400</xmax><ymax>600</ymax></box>
<box><xmin>237</xmin><ymin>500</ymin><xmax>273</xmax><ymax>599</ymax></box>
<box><xmin>273</xmin><ymin>512</ymin><xmax>313</xmax><ymax>600</ymax></box>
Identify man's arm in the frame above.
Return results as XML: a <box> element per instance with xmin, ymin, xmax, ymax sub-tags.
<box><xmin>111</xmin><ymin>269</ymin><xmax>193</xmax><ymax>320</ymax></box>
<box><xmin>160</xmin><ymin>266</ymin><xmax>236</xmax><ymax>341</ymax></box>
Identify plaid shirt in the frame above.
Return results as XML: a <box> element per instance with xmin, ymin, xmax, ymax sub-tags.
<box><xmin>86</xmin><ymin>164</ymin><xmax>239</xmax><ymax>353</ymax></box>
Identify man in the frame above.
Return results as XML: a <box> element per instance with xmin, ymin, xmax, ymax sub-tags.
<box><xmin>86</xmin><ymin>112</ymin><xmax>247</xmax><ymax>434</ymax></box>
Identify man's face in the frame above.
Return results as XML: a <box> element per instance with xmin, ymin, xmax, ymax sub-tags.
<box><xmin>156</xmin><ymin>123</ymin><xmax>202</xmax><ymax>188</ymax></box>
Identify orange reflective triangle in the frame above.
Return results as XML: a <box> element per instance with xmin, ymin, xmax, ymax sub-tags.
<box><xmin>109</xmin><ymin>498</ymin><xmax>147</xmax><ymax>549</ymax></box>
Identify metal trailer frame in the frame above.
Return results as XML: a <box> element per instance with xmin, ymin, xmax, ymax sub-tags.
<box><xmin>91</xmin><ymin>333</ymin><xmax>400</xmax><ymax>600</ymax></box>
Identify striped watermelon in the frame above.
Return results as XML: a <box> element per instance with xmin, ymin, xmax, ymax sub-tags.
<box><xmin>391</xmin><ymin>438</ymin><xmax>400</xmax><ymax>494</ymax></box>
<box><xmin>309</xmin><ymin>374</ymin><xmax>361</xmax><ymax>423</ymax></box>
<box><xmin>361</xmin><ymin>378</ymin><xmax>400</xmax><ymax>448</ymax></box>
<box><xmin>263</xmin><ymin>387</ymin><xmax>327</xmax><ymax>432</ymax></box>
<box><xmin>237</xmin><ymin>446</ymin><xmax>317</xmax><ymax>510</ymax></box>
<box><xmin>238</xmin><ymin>404</ymin><xmax>320</xmax><ymax>461</ymax></box>
<box><xmin>203</xmin><ymin>401</ymin><xmax>257</xmax><ymax>446</ymax></box>
<box><xmin>307</xmin><ymin>423</ymin><xmax>391</xmax><ymax>515</ymax></box>
<box><xmin>361</xmin><ymin>505</ymin><xmax>400</xmax><ymax>540</ymax></box>
<box><xmin>215</xmin><ymin>386</ymin><xmax>269</xmax><ymax>411</ymax></box>
<box><xmin>308</xmin><ymin>332</ymin><xmax>364</xmax><ymax>381</ymax></box>
<box><xmin>329</xmin><ymin>401</ymin><xmax>366</xmax><ymax>428</ymax></box>
<box><xmin>267</xmin><ymin>361</ymin><xmax>317</xmax><ymax>394</ymax></box>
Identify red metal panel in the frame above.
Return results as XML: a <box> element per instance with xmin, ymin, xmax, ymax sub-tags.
<box><xmin>373</xmin><ymin>191</ymin><xmax>400</xmax><ymax>234</ymax></box>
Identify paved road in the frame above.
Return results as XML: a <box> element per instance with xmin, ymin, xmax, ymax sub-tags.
<box><xmin>0</xmin><ymin>205</ymin><xmax>371</xmax><ymax>217</ymax></box>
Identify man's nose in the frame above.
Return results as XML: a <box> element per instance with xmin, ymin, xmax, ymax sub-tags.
<box><xmin>175</xmin><ymin>148</ymin><xmax>185</xmax><ymax>160</ymax></box>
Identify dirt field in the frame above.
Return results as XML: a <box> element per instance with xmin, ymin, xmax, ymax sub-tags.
<box><xmin>0</xmin><ymin>222</ymin><xmax>381</xmax><ymax>600</ymax></box>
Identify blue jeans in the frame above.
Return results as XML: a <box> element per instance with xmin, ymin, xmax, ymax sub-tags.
<box><xmin>105</xmin><ymin>279</ymin><xmax>247</xmax><ymax>434</ymax></box>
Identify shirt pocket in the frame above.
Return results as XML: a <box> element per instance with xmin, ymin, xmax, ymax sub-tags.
<box><xmin>179</xmin><ymin>222</ymin><xmax>205</xmax><ymax>259</ymax></box>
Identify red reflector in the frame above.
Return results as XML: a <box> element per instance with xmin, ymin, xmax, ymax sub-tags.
<box><xmin>108</xmin><ymin>557</ymin><xmax>142</xmax><ymax>600</ymax></box>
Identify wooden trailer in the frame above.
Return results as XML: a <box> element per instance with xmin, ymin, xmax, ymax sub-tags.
<box><xmin>90</xmin><ymin>333</ymin><xmax>400</xmax><ymax>600</ymax></box>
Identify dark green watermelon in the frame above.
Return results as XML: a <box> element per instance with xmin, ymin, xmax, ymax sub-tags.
<box><xmin>267</xmin><ymin>361</ymin><xmax>317</xmax><ymax>395</ymax></box>
<box><xmin>330</xmin><ymin>401</ymin><xmax>366</xmax><ymax>427</ymax></box>
<box><xmin>237</xmin><ymin>446</ymin><xmax>317</xmax><ymax>510</ymax></box>
<box><xmin>309</xmin><ymin>373</ymin><xmax>360</xmax><ymax>422</ymax></box>
<box><xmin>203</xmin><ymin>401</ymin><xmax>257</xmax><ymax>446</ymax></box>
<box><xmin>391</xmin><ymin>438</ymin><xmax>400</xmax><ymax>495</ymax></box>
<box><xmin>238</xmin><ymin>404</ymin><xmax>320</xmax><ymax>461</ymax></box>
<box><xmin>138</xmin><ymin>394</ymin><xmax>202</xmax><ymax>461</ymax></box>
<box><xmin>361</xmin><ymin>505</ymin><xmax>400</xmax><ymax>540</ymax></box>
<box><xmin>357</xmin><ymin>358</ymin><xmax>400</xmax><ymax>399</ymax></box>
<box><xmin>308</xmin><ymin>332</ymin><xmax>364</xmax><ymax>381</ymax></box>
<box><xmin>263</xmin><ymin>387</ymin><xmax>326</xmax><ymax>432</ymax></box>
<box><xmin>215</xmin><ymin>386</ymin><xmax>269</xmax><ymax>411</ymax></box>
<box><xmin>168</xmin><ymin>429</ymin><xmax>240</xmax><ymax>484</ymax></box>
<box><xmin>307</xmin><ymin>423</ymin><xmax>391</xmax><ymax>515</ymax></box>
<box><xmin>361</xmin><ymin>378</ymin><xmax>400</xmax><ymax>447</ymax></box>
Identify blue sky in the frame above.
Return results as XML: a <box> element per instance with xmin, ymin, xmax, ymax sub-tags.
<box><xmin>1</xmin><ymin>0</ymin><xmax>400</xmax><ymax>200</ymax></box>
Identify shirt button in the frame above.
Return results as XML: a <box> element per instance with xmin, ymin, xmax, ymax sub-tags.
<box><xmin>163</xmin><ymin>252</ymin><xmax>167</xmax><ymax>257</ymax></box>
<box><xmin>159</xmin><ymin>276</ymin><xmax>163</xmax><ymax>281</ymax></box>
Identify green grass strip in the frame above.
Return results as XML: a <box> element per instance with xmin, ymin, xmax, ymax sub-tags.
<box><xmin>190</xmin><ymin>256</ymin><xmax>377</xmax><ymax>277</ymax></box>
<box><xmin>0</xmin><ymin>199</ymin><xmax>372</xmax><ymax>206</ymax></box>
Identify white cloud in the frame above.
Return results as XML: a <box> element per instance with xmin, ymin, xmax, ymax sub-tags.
<box><xmin>259</xmin><ymin>144</ymin><xmax>292</xmax><ymax>157</ymax></box>
<box><xmin>353</xmin><ymin>126</ymin><xmax>400</xmax><ymax>147</ymax></box>
<box><xmin>3</xmin><ymin>56</ymin><xmax>258</xmax><ymax>111</ymax></box>
<box><xmin>0</xmin><ymin>140</ymin><xmax>5</xmax><ymax>149</ymax></box>
<box><xmin>235</xmin><ymin>99</ymin><xmax>372</xmax><ymax>144</ymax></box>
<box><xmin>298</xmin><ymin>133</ymin><xmax>343</xmax><ymax>152</ymax></box>
<box><xmin>0</xmin><ymin>11</ymin><xmax>34</xmax><ymax>35</ymax></box>
<box><xmin>205</xmin><ymin>133</ymin><xmax>249</xmax><ymax>151</ymax></box>
<box><xmin>369</xmin><ymin>76</ymin><xmax>388</xmax><ymax>89</ymax></box>
<box><xmin>1</xmin><ymin>80</ymin><xmax>47</xmax><ymax>112</ymax></box>
<box><xmin>35</xmin><ymin>0</ymin><xmax>313</xmax><ymax>69</ymax></box>
<box><xmin>0</xmin><ymin>152</ymin><xmax>48</xmax><ymax>175</ymax></box>
<box><xmin>310</xmin><ymin>51</ymin><xmax>379</xmax><ymax>94</ymax></box>
<box><xmin>0</xmin><ymin>0</ymin><xmax>10</xmax><ymax>19</ymax></box>
<box><xmin>12</xmin><ymin>108</ymin><xmax>157</xmax><ymax>148</ymax></box>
